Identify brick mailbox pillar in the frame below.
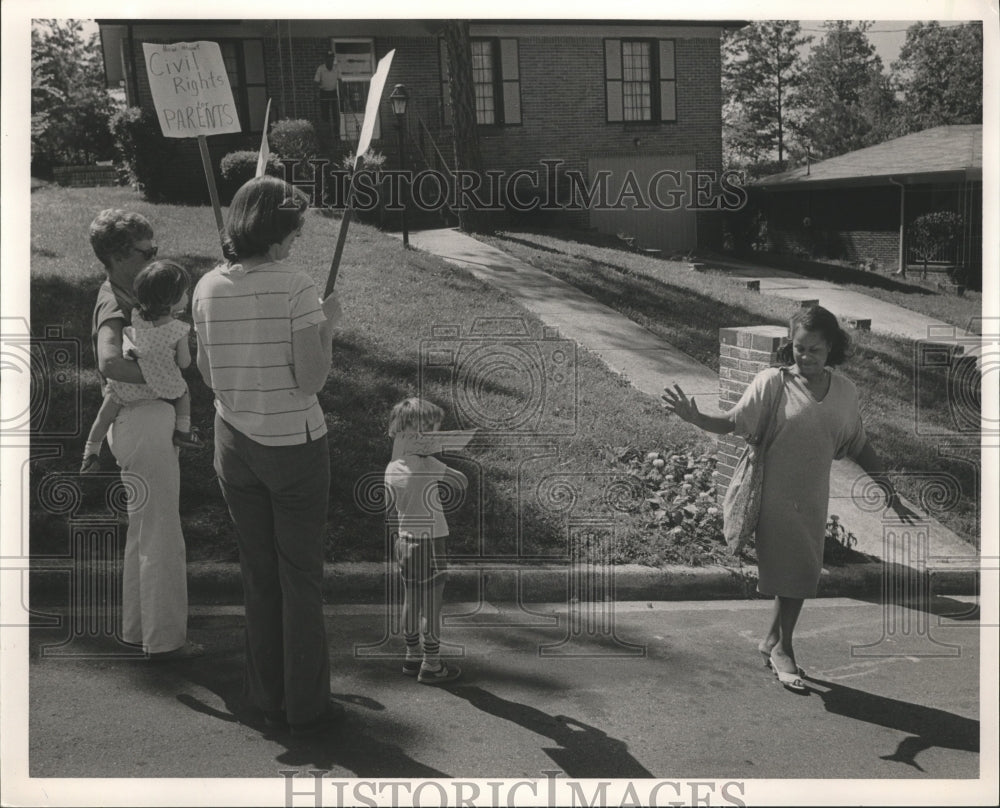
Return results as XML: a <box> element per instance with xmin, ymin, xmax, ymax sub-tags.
<box><xmin>716</xmin><ymin>325</ymin><xmax>788</xmax><ymax>498</ymax></box>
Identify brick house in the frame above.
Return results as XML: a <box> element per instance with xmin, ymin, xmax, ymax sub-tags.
<box><xmin>752</xmin><ymin>125</ymin><xmax>983</xmax><ymax>285</ymax></box>
<box><xmin>98</xmin><ymin>18</ymin><xmax>741</xmax><ymax>251</ymax></box>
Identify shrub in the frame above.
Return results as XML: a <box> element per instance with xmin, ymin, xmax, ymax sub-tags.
<box><xmin>109</xmin><ymin>106</ymin><xmax>179</xmax><ymax>201</ymax></box>
<box><xmin>269</xmin><ymin>119</ymin><xmax>319</xmax><ymax>161</ymax></box>
<box><xmin>341</xmin><ymin>149</ymin><xmax>387</xmax><ymax>224</ymax></box>
<box><xmin>219</xmin><ymin>150</ymin><xmax>282</xmax><ymax>203</ymax></box>
<box><xmin>605</xmin><ymin>444</ymin><xmax>869</xmax><ymax>566</ymax></box>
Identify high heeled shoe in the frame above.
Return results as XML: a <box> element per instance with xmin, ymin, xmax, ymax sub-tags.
<box><xmin>759</xmin><ymin>647</ymin><xmax>805</xmax><ymax>678</ymax></box>
<box><xmin>769</xmin><ymin>651</ymin><xmax>808</xmax><ymax>693</ymax></box>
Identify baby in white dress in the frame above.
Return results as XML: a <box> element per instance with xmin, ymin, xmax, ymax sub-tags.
<box><xmin>81</xmin><ymin>260</ymin><xmax>203</xmax><ymax>472</ymax></box>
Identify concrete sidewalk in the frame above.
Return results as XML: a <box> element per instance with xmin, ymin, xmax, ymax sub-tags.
<box><xmin>404</xmin><ymin>228</ymin><xmax>977</xmax><ymax>578</ymax></box>
<box><xmin>689</xmin><ymin>255</ymin><xmax>971</xmax><ymax>346</ymax></box>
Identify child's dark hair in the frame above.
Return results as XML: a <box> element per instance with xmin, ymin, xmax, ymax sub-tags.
<box><xmin>133</xmin><ymin>260</ymin><xmax>190</xmax><ymax>321</ymax></box>
<box><xmin>776</xmin><ymin>304</ymin><xmax>851</xmax><ymax>367</ymax></box>
<box><xmin>222</xmin><ymin>175</ymin><xmax>309</xmax><ymax>262</ymax></box>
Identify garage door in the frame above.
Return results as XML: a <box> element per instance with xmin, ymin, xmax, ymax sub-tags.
<box><xmin>588</xmin><ymin>154</ymin><xmax>697</xmax><ymax>253</ymax></box>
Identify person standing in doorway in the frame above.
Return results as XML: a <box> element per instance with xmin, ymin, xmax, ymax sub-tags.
<box><xmin>314</xmin><ymin>50</ymin><xmax>341</xmax><ymax>138</ymax></box>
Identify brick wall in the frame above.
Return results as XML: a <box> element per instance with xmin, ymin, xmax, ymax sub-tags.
<box><xmin>715</xmin><ymin>325</ymin><xmax>788</xmax><ymax>498</ymax></box>
<box><xmin>476</xmin><ymin>36</ymin><xmax>724</xmax><ymax>245</ymax></box>
<box><xmin>119</xmin><ymin>27</ymin><xmax>726</xmax><ymax>243</ymax></box>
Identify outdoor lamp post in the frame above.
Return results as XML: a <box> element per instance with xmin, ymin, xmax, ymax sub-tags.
<box><xmin>389</xmin><ymin>83</ymin><xmax>410</xmax><ymax>247</ymax></box>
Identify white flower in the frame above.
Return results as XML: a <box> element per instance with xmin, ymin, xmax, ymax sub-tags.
<box><xmin>652</xmin><ymin>459</ymin><xmax>665</xmax><ymax>469</ymax></box>
<box><xmin>707</xmin><ymin>507</ymin><xmax>719</xmax><ymax>515</ymax></box>
<box><xmin>646</xmin><ymin>452</ymin><xmax>659</xmax><ymax>462</ymax></box>
<box><xmin>683</xmin><ymin>474</ymin><xmax>695</xmax><ymax>482</ymax></box>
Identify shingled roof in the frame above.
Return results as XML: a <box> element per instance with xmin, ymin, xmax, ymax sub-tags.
<box><xmin>754</xmin><ymin>125</ymin><xmax>982</xmax><ymax>189</ymax></box>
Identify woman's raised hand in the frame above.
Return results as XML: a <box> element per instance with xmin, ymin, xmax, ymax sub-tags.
<box><xmin>661</xmin><ymin>383</ymin><xmax>699</xmax><ymax>424</ymax></box>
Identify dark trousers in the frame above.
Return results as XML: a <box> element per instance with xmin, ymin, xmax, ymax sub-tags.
<box><xmin>318</xmin><ymin>91</ymin><xmax>339</xmax><ymax>135</ymax></box>
<box><xmin>213</xmin><ymin>413</ymin><xmax>331</xmax><ymax>724</ymax></box>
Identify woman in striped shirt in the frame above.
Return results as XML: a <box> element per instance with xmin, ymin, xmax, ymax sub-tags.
<box><xmin>193</xmin><ymin>176</ymin><xmax>343</xmax><ymax>735</ymax></box>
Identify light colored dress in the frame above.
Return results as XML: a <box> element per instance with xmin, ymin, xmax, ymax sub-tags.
<box><xmin>731</xmin><ymin>366</ymin><xmax>868</xmax><ymax>598</ymax></box>
<box><xmin>92</xmin><ymin>283</ymin><xmax>188</xmax><ymax>653</ymax></box>
<box><xmin>106</xmin><ymin>310</ymin><xmax>189</xmax><ymax>404</ymax></box>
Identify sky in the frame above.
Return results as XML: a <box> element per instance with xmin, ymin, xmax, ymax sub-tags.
<box><xmin>798</xmin><ymin>19</ymin><xmax>969</xmax><ymax>66</ymax></box>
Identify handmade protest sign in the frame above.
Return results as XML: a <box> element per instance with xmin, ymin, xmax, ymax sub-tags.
<box><xmin>391</xmin><ymin>430</ymin><xmax>478</xmax><ymax>461</ymax></box>
<box><xmin>324</xmin><ymin>49</ymin><xmax>396</xmax><ymax>298</ymax></box>
<box><xmin>143</xmin><ymin>41</ymin><xmax>241</xmax><ymax>137</ymax></box>
<box><xmin>255</xmin><ymin>98</ymin><xmax>273</xmax><ymax>178</ymax></box>
<box><xmin>143</xmin><ymin>41</ymin><xmax>241</xmax><ymax>240</ymax></box>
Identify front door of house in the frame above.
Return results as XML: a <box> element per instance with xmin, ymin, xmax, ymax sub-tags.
<box><xmin>331</xmin><ymin>38</ymin><xmax>380</xmax><ymax>143</ymax></box>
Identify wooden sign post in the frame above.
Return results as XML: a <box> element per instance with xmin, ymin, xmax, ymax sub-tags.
<box><xmin>142</xmin><ymin>41</ymin><xmax>242</xmax><ymax>248</ymax></box>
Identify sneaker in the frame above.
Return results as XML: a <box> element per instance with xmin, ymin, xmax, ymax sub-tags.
<box><xmin>417</xmin><ymin>661</ymin><xmax>461</xmax><ymax>685</ymax></box>
<box><xmin>173</xmin><ymin>428</ymin><xmax>206</xmax><ymax>449</ymax></box>
<box><xmin>402</xmin><ymin>658</ymin><xmax>421</xmax><ymax>676</ymax></box>
<box><xmin>289</xmin><ymin>700</ymin><xmax>346</xmax><ymax>737</ymax></box>
<box><xmin>80</xmin><ymin>454</ymin><xmax>101</xmax><ymax>474</ymax></box>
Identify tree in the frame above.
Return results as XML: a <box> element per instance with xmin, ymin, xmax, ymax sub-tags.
<box><xmin>892</xmin><ymin>22</ymin><xmax>983</xmax><ymax>133</ymax></box>
<box><xmin>442</xmin><ymin>21</ymin><xmax>496</xmax><ymax>233</ymax></box>
<box><xmin>793</xmin><ymin>21</ymin><xmax>898</xmax><ymax>160</ymax></box>
<box><xmin>31</xmin><ymin>19</ymin><xmax>116</xmax><ymax>175</ymax></box>
<box><xmin>908</xmin><ymin>211</ymin><xmax>962</xmax><ymax>279</ymax></box>
<box><xmin>722</xmin><ymin>21</ymin><xmax>812</xmax><ymax>168</ymax></box>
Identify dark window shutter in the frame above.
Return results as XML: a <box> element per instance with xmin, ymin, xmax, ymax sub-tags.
<box><xmin>605</xmin><ymin>39</ymin><xmax>623</xmax><ymax>122</ymax></box>
<box><xmin>658</xmin><ymin>39</ymin><xmax>676</xmax><ymax>122</ymax></box>
<box><xmin>500</xmin><ymin>38</ymin><xmax>521</xmax><ymax>125</ymax></box>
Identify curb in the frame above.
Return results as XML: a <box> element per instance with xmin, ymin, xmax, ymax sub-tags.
<box><xmin>27</xmin><ymin>559</ymin><xmax>977</xmax><ymax>607</ymax></box>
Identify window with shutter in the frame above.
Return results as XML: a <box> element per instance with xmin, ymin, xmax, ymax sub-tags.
<box><xmin>606</xmin><ymin>38</ymin><xmax>677</xmax><ymax>123</ymax></box>
<box><xmin>440</xmin><ymin>37</ymin><xmax>521</xmax><ymax>126</ymax></box>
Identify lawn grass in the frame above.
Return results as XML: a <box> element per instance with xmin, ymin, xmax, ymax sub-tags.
<box><xmin>479</xmin><ymin>229</ymin><xmax>981</xmax><ymax>546</ymax></box>
<box><xmin>28</xmin><ymin>185</ymin><xmax>742</xmax><ymax>567</ymax></box>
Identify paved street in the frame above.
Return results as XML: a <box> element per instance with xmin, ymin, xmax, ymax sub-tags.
<box><xmin>22</xmin><ymin>596</ymin><xmax>982</xmax><ymax>792</ymax></box>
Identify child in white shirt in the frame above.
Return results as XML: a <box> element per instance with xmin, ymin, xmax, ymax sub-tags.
<box><xmin>385</xmin><ymin>397</ymin><xmax>467</xmax><ymax>684</ymax></box>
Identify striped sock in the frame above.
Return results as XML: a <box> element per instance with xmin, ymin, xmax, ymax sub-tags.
<box><xmin>404</xmin><ymin>633</ymin><xmax>420</xmax><ymax>658</ymax></box>
<box><xmin>422</xmin><ymin>637</ymin><xmax>441</xmax><ymax>669</ymax></box>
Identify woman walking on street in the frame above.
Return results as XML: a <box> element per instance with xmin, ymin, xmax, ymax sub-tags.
<box><xmin>662</xmin><ymin>305</ymin><xmax>916</xmax><ymax>692</ymax></box>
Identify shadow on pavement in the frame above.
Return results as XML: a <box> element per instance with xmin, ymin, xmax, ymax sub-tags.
<box><xmin>807</xmin><ymin>676</ymin><xmax>979</xmax><ymax>772</ymax></box>
<box><xmin>168</xmin><ymin>615</ymin><xmax>450</xmax><ymax>777</ymax></box>
<box><xmin>449</xmin><ymin>684</ymin><xmax>652</xmax><ymax>778</ymax></box>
